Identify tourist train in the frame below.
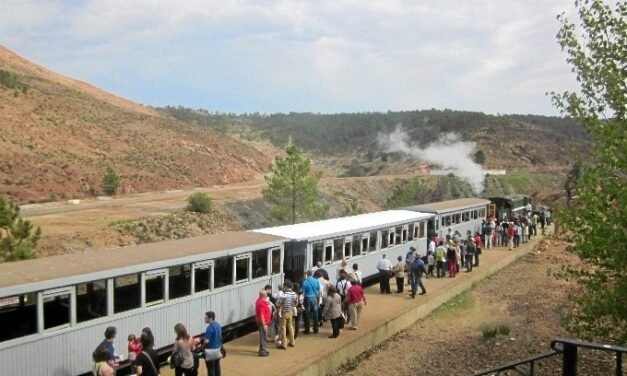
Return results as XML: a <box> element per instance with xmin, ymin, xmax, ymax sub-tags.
<box><xmin>0</xmin><ymin>197</ymin><xmax>491</xmax><ymax>375</ymax></box>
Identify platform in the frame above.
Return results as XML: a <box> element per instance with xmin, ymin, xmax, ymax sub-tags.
<box><xmin>161</xmin><ymin>231</ymin><xmax>549</xmax><ymax>376</ymax></box>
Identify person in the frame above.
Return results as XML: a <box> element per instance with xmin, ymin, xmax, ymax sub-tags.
<box><xmin>127</xmin><ymin>333</ymin><xmax>142</xmax><ymax>362</ymax></box>
<box><xmin>263</xmin><ymin>284</ymin><xmax>279</xmax><ymax>343</ymax></box>
<box><xmin>409</xmin><ymin>256</ymin><xmax>427</xmax><ymax>298</ymax></box>
<box><xmin>316</xmin><ymin>273</ymin><xmax>329</xmax><ymax>328</ymax></box>
<box><xmin>507</xmin><ymin>222</ymin><xmax>515</xmax><ymax>250</ymax></box>
<box><xmin>435</xmin><ymin>241</ymin><xmax>447</xmax><ymax>278</ymax></box>
<box><xmin>276</xmin><ymin>280</ymin><xmax>297</xmax><ymax>349</ymax></box>
<box><xmin>255</xmin><ymin>290</ymin><xmax>271</xmax><ymax>357</ymax></box>
<box><xmin>134</xmin><ymin>332</ymin><xmax>160</xmax><ymax>376</ymax></box>
<box><xmin>446</xmin><ymin>241</ymin><xmax>457</xmax><ymax>278</ymax></box>
<box><xmin>349</xmin><ymin>263</ymin><xmax>362</xmax><ymax>285</ymax></box>
<box><xmin>427</xmin><ymin>251</ymin><xmax>435</xmax><ymax>277</ymax></box>
<box><xmin>142</xmin><ymin>327</ymin><xmax>155</xmax><ymax>348</ymax></box>
<box><xmin>465</xmin><ymin>238</ymin><xmax>475</xmax><ymax>272</ymax></box>
<box><xmin>173</xmin><ymin>323</ymin><xmax>197</xmax><ymax>376</ymax></box>
<box><xmin>301</xmin><ymin>270</ymin><xmax>321</xmax><ymax>335</ymax></box>
<box><xmin>376</xmin><ymin>254</ymin><xmax>392</xmax><ymax>294</ymax></box>
<box><xmin>322</xmin><ymin>285</ymin><xmax>343</xmax><ymax>338</ymax></box>
<box><xmin>405</xmin><ymin>246</ymin><xmax>417</xmax><ymax>285</ymax></box>
<box><xmin>93</xmin><ymin>345</ymin><xmax>115</xmax><ymax>376</ymax></box>
<box><xmin>474</xmin><ymin>232</ymin><xmax>482</xmax><ymax>267</ymax></box>
<box><xmin>345</xmin><ymin>281</ymin><xmax>366</xmax><ymax>330</ymax></box>
<box><xmin>336</xmin><ymin>258</ymin><xmax>350</xmax><ymax>280</ymax></box>
<box><xmin>335</xmin><ymin>270</ymin><xmax>352</xmax><ymax>323</ymax></box>
<box><xmin>483</xmin><ymin>220</ymin><xmax>492</xmax><ymax>249</ymax></box>
<box><xmin>293</xmin><ymin>284</ymin><xmax>305</xmax><ymax>338</ymax></box>
<box><xmin>94</xmin><ymin>326</ymin><xmax>119</xmax><ymax>372</ymax></box>
<box><xmin>203</xmin><ymin>311</ymin><xmax>222</xmax><ymax>376</ymax></box>
<box><xmin>392</xmin><ymin>255</ymin><xmax>406</xmax><ymax>293</ymax></box>
<box><xmin>314</xmin><ymin>261</ymin><xmax>329</xmax><ymax>280</ymax></box>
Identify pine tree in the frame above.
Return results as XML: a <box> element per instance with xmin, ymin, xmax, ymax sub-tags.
<box><xmin>0</xmin><ymin>197</ymin><xmax>40</xmax><ymax>262</ymax></box>
<box><xmin>263</xmin><ymin>145</ymin><xmax>328</xmax><ymax>224</ymax></box>
<box><xmin>100</xmin><ymin>167</ymin><xmax>121</xmax><ymax>196</ymax></box>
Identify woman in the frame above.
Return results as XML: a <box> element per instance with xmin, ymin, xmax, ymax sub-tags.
<box><xmin>93</xmin><ymin>345</ymin><xmax>114</xmax><ymax>376</ymax></box>
<box><xmin>173</xmin><ymin>323</ymin><xmax>197</xmax><ymax>376</ymax></box>
<box><xmin>345</xmin><ymin>281</ymin><xmax>366</xmax><ymax>330</ymax></box>
<box><xmin>446</xmin><ymin>241</ymin><xmax>457</xmax><ymax>278</ymax></box>
<box><xmin>322</xmin><ymin>285</ymin><xmax>343</xmax><ymax>338</ymax></box>
<box><xmin>134</xmin><ymin>333</ymin><xmax>160</xmax><ymax>376</ymax></box>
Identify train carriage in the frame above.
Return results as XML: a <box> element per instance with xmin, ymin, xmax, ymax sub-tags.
<box><xmin>0</xmin><ymin>231</ymin><xmax>285</xmax><ymax>376</ymax></box>
<box><xmin>403</xmin><ymin>198</ymin><xmax>491</xmax><ymax>241</ymax></box>
<box><xmin>253</xmin><ymin>210</ymin><xmax>434</xmax><ymax>286</ymax></box>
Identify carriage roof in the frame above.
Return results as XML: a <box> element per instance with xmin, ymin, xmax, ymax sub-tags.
<box><xmin>403</xmin><ymin>198</ymin><xmax>491</xmax><ymax>214</ymax></box>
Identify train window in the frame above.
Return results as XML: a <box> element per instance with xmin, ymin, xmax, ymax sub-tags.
<box><xmin>479</xmin><ymin>208</ymin><xmax>486</xmax><ymax>217</ymax></box>
<box><xmin>114</xmin><ymin>273</ymin><xmax>141</xmax><ymax>313</ymax></box>
<box><xmin>454</xmin><ymin>214</ymin><xmax>461</xmax><ymax>224</ymax></box>
<box><xmin>344</xmin><ymin>239</ymin><xmax>351</xmax><ymax>259</ymax></box>
<box><xmin>144</xmin><ymin>271</ymin><xmax>165</xmax><ymax>306</ymax></box>
<box><xmin>271</xmin><ymin>248</ymin><xmax>281</xmax><ymax>274</ymax></box>
<box><xmin>361</xmin><ymin>235</ymin><xmax>369</xmax><ymax>255</ymax></box>
<box><xmin>352</xmin><ymin>235</ymin><xmax>361</xmax><ymax>257</ymax></box>
<box><xmin>441</xmin><ymin>216</ymin><xmax>445</xmax><ymax>226</ymax></box>
<box><xmin>253</xmin><ymin>250</ymin><xmax>269</xmax><ymax>278</ymax></box>
<box><xmin>169</xmin><ymin>264</ymin><xmax>192</xmax><ymax>300</ymax></box>
<box><xmin>236</xmin><ymin>256</ymin><xmax>250</xmax><ymax>284</ymax></box>
<box><xmin>214</xmin><ymin>256</ymin><xmax>233</xmax><ymax>288</ymax></box>
<box><xmin>369</xmin><ymin>231</ymin><xmax>377</xmax><ymax>251</ymax></box>
<box><xmin>312</xmin><ymin>242</ymin><xmax>324</xmax><ymax>267</ymax></box>
<box><xmin>381</xmin><ymin>230</ymin><xmax>389</xmax><ymax>248</ymax></box>
<box><xmin>194</xmin><ymin>261</ymin><xmax>213</xmax><ymax>293</ymax></box>
<box><xmin>77</xmin><ymin>280</ymin><xmax>107</xmax><ymax>323</ymax></box>
<box><xmin>401</xmin><ymin>227</ymin><xmax>408</xmax><ymax>243</ymax></box>
<box><xmin>332</xmin><ymin>238</ymin><xmax>343</xmax><ymax>262</ymax></box>
<box><xmin>0</xmin><ymin>293</ymin><xmax>37</xmax><ymax>342</ymax></box>
<box><xmin>324</xmin><ymin>244</ymin><xmax>333</xmax><ymax>265</ymax></box>
<box><xmin>395</xmin><ymin>226</ymin><xmax>402</xmax><ymax>244</ymax></box>
<box><xmin>473</xmin><ymin>210</ymin><xmax>477</xmax><ymax>219</ymax></box>
<box><xmin>43</xmin><ymin>288</ymin><xmax>72</xmax><ymax>330</ymax></box>
<box><xmin>462</xmin><ymin>211</ymin><xmax>469</xmax><ymax>222</ymax></box>
<box><xmin>408</xmin><ymin>224</ymin><xmax>414</xmax><ymax>241</ymax></box>
<box><xmin>419</xmin><ymin>221</ymin><xmax>426</xmax><ymax>238</ymax></box>
<box><xmin>413</xmin><ymin>223</ymin><xmax>419</xmax><ymax>239</ymax></box>
<box><xmin>389</xmin><ymin>229</ymin><xmax>395</xmax><ymax>246</ymax></box>
<box><xmin>444</xmin><ymin>216</ymin><xmax>451</xmax><ymax>226</ymax></box>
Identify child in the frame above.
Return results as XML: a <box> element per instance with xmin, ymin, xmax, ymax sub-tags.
<box><xmin>127</xmin><ymin>334</ymin><xmax>142</xmax><ymax>362</ymax></box>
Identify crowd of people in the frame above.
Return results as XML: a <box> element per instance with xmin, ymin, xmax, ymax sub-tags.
<box><xmin>91</xmin><ymin>205</ymin><xmax>550</xmax><ymax>375</ymax></box>
<box><xmin>92</xmin><ymin>311</ymin><xmax>223</xmax><ymax>376</ymax></box>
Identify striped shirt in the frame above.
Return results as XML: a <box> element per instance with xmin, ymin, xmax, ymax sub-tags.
<box><xmin>277</xmin><ymin>290</ymin><xmax>297</xmax><ymax>313</ymax></box>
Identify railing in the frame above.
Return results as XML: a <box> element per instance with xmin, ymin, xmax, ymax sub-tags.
<box><xmin>474</xmin><ymin>337</ymin><xmax>627</xmax><ymax>376</ymax></box>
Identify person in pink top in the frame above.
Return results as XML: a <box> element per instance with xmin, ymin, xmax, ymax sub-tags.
<box><xmin>255</xmin><ymin>289</ymin><xmax>271</xmax><ymax>357</ymax></box>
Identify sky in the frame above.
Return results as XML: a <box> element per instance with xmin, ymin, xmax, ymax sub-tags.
<box><xmin>0</xmin><ymin>0</ymin><xmax>581</xmax><ymax>116</ymax></box>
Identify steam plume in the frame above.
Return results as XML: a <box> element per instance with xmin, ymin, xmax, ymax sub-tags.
<box><xmin>377</xmin><ymin>124</ymin><xmax>486</xmax><ymax>192</ymax></box>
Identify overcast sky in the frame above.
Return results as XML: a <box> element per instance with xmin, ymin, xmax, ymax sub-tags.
<box><xmin>0</xmin><ymin>0</ymin><xmax>581</xmax><ymax>115</ymax></box>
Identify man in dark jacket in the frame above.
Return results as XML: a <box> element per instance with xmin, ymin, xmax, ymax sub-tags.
<box><xmin>409</xmin><ymin>258</ymin><xmax>427</xmax><ymax>298</ymax></box>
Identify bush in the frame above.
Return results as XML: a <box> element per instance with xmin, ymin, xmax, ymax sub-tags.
<box><xmin>186</xmin><ymin>192</ymin><xmax>212</xmax><ymax>213</ymax></box>
<box><xmin>100</xmin><ymin>168</ymin><xmax>120</xmax><ymax>196</ymax></box>
<box><xmin>482</xmin><ymin>327</ymin><xmax>498</xmax><ymax>339</ymax></box>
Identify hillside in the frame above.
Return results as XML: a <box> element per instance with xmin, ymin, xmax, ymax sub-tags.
<box><xmin>0</xmin><ymin>46</ymin><xmax>272</xmax><ymax>203</ymax></box>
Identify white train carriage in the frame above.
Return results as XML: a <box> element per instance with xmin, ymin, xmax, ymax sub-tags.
<box><xmin>0</xmin><ymin>231</ymin><xmax>285</xmax><ymax>376</ymax></box>
<box><xmin>253</xmin><ymin>210</ymin><xmax>434</xmax><ymax>286</ymax></box>
<box><xmin>403</xmin><ymin>198</ymin><xmax>491</xmax><ymax>242</ymax></box>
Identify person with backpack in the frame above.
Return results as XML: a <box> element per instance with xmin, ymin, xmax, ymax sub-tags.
<box><xmin>336</xmin><ymin>270</ymin><xmax>352</xmax><ymax>323</ymax></box>
<box><xmin>409</xmin><ymin>256</ymin><xmax>427</xmax><ymax>298</ymax></box>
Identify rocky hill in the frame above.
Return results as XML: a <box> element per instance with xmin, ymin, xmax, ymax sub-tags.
<box><xmin>0</xmin><ymin>46</ymin><xmax>272</xmax><ymax>203</ymax></box>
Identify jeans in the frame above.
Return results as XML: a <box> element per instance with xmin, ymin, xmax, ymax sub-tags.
<box><xmin>205</xmin><ymin>359</ymin><xmax>221</xmax><ymax>376</ymax></box>
<box><xmin>379</xmin><ymin>270</ymin><xmax>391</xmax><ymax>293</ymax></box>
<box><xmin>257</xmin><ymin>323</ymin><xmax>267</xmax><ymax>354</ymax></box>
<box><xmin>466</xmin><ymin>254</ymin><xmax>474</xmax><ymax>271</ymax></box>
<box><xmin>436</xmin><ymin>261</ymin><xmax>446</xmax><ymax>278</ymax></box>
<box><xmin>303</xmin><ymin>297</ymin><xmax>319</xmax><ymax>333</ymax></box>
<box><xmin>410</xmin><ymin>273</ymin><xmax>426</xmax><ymax>296</ymax></box>
<box><xmin>330</xmin><ymin>317</ymin><xmax>341</xmax><ymax>337</ymax></box>
<box><xmin>395</xmin><ymin>276</ymin><xmax>404</xmax><ymax>292</ymax></box>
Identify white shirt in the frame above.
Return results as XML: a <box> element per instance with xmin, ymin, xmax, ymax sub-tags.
<box><xmin>376</xmin><ymin>258</ymin><xmax>392</xmax><ymax>271</ymax></box>
<box><xmin>428</xmin><ymin>241</ymin><xmax>435</xmax><ymax>254</ymax></box>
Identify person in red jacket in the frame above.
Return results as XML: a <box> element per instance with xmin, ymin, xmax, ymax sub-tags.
<box><xmin>255</xmin><ymin>289</ymin><xmax>271</xmax><ymax>357</ymax></box>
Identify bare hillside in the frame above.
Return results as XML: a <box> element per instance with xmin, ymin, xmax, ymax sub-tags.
<box><xmin>0</xmin><ymin>46</ymin><xmax>272</xmax><ymax>202</ymax></box>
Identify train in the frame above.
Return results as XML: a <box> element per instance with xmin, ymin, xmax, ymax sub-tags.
<box><xmin>0</xmin><ymin>197</ymin><xmax>492</xmax><ymax>375</ymax></box>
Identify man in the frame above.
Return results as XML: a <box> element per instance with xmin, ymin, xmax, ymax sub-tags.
<box><xmin>405</xmin><ymin>246</ymin><xmax>417</xmax><ymax>285</ymax></box>
<box><xmin>482</xmin><ymin>220</ymin><xmax>492</xmax><ymax>250</ymax></box>
<box><xmin>276</xmin><ymin>280</ymin><xmax>297</xmax><ymax>348</ymax></box>
<box><xmin>376</xmin><ymin>254</ymin><xmax>392</xmax><ymax>294</ymax></box>
<box><xmin>345</xmin><ymin>281</ymin><xmax>367</xmax><ymax>330</ymax></box>
<box><xmin>94</xmin><ymin>326</ymin><xmax>119</xmax><ymax>372</ymax></box>
<box><xmin>392</xmin><ymin>255</ymin><xmax>406</xmax><ymax>293</ymax></box>
<box><xmin>335</xmin><ymin>269</ymin><xmax>352</xmax><ymax>322</ymax></box>
<box><xmin>203</xmin><ymin>311</ymin><xmax>222</xmax><ymax>376</ymax></box>
<box><xmin>255</xmin><ymin>290</ymin><xmax>271</xmax><ymax>357</ymax></box>
<box><xmin>434</xmin><ymin>241</ymin><xmax>447</xmax><ymax>278</ymax></box>
<box><xmin>465</xmin><ymin>238</ymin><xmax>476</xmax><ymax>272</ymax></box>
<box><xmin>314</xmin><ymin>261</ymin><xmax>329</xmax><ymax>280</ymax></box>
<box><xmin>301</xmin><ymin>270</ymin><xmax>321</xmax><ymax>334</ymax></box>
<box><xmin>409</xmin><ymin>256</ymin><xmax>427</xmax><ymax>298</ymax></box>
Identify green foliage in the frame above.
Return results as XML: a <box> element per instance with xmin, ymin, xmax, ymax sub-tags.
<box><xmin>262</xmin><ymin>144</ymin><xmax>328</xmax><ymax>224</ymax></box>
<box><xmin>474</xmin><ymin>149</ymin><xmax>486</xmax><ymax>165</ymax></box>
<box><xmin>498</xmin><ymin>324</ymin><xmax>511</xmax><ymax>336</ymax></box>
<box><xmin>551</xmin><ymin>0</ymin><xmax>627</xmax><ymax>344</ymax></box>
<box><xmin>0</xmin><ymin>69</ymin><xmax>28</xmax><ymax>93</ymax></box>
<box><xmin>482</xmin><ymin>327</ymin><xmax>498</xmax><ymax>339</ymax></box>
<box><xmin>343</xmin><ymin>197</ymin><xmax>364</xmax><ymax>216</ymax></box>
<box><xmin>100</xmin><ymin>167</ymin><xmax>121</xmax><ymax>196</ymax></box>
<box><xmin>341</xmin><ymin>159</ymin><xmax>369</xmax><ymax>177</ymax></box>
<box><xmin>385</xmin><ymin>179</ymin><xmax>427</xmax><ymax>209</ymax></box>
<box><xmin>0</xmin><ymin>197</ymin><xmax>40</xmax><ymax>262</ymax></box>
<box><xmin>186</xmin><ymin>192</ymin><xmax>213</xmax><ymax>213</ymax></box>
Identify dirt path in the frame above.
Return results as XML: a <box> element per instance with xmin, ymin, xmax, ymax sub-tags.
<box><xmin>328</xmin><ymin>239</ymin><xmax>620</xmax><ymax>376</ymax></box>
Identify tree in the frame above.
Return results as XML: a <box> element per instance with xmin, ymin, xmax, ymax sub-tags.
<box><xmin>0</xmin><ymin>197</ymin><xmax>40</xmax><ymax>262</ymax></box>
<box><xmin>551</xmin><ymin>0</ymin><xmax>627</xmax><ymax>343</ymax></box>
<box><xmin>474</xmin><ymin>149</ymin><xmax>486</xmax><ymax>165</ymax></box>
<box><xmin>100</xmin><ymin>167</ymin><xmax>120</xmax><ymax>196</ymax></box>
<box><xmin>186</xmin><ymin>192</ymin><xmax>213</xmax><ymax>213</ymax></box>
<box><xmin>263</xmin><ymin>145</ymin><xmax>328</xmax><ymax>224</ymax></box>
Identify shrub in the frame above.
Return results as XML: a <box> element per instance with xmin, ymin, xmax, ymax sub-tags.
<box><xmin>498</xmin><ymin>324</ymin><xmax>511</xmax><ymax>336</ymax></box>
<box><xmin>100</xmin><ymin>168</ymin><xmax>120</xmax><ymax>196</ymax></box>
<box><xmin>482</xmin><ymin>327</ymin><xmax>498</xmax><ymax>339</ymax></box>
<box><xmin>186</xmin><ymin>192</ymin><xmax>212</xmax><ymax>213</ymax></box>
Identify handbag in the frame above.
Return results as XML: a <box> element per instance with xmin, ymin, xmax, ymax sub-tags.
<box><xmin>220</xmin><ymin>345</ymin><xmax>227</xmax><ymax>358</ymax></box>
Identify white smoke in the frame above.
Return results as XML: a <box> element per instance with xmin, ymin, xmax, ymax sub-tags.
<box><xmin>377</xmin><ymin>124</ymin><xmax>486</xmax><ymax>192</ymax></box>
